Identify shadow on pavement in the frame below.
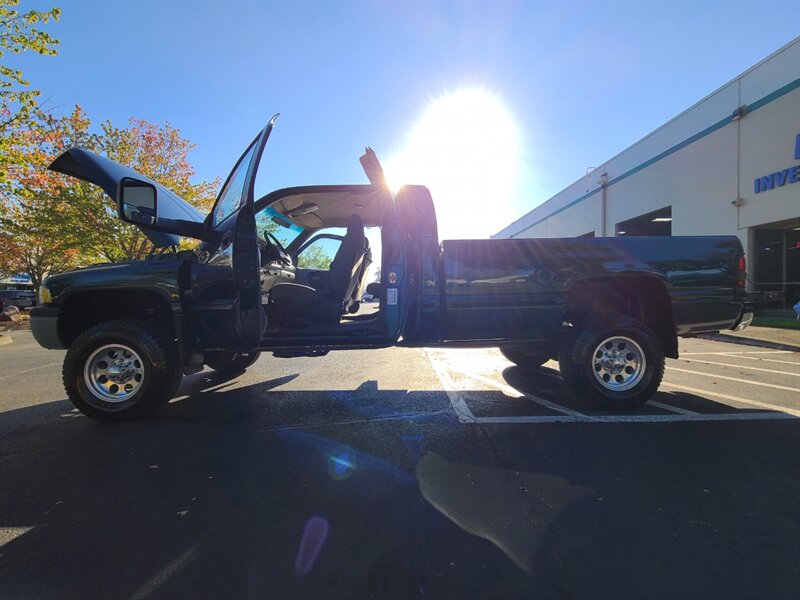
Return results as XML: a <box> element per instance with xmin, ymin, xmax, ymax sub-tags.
<box><xmin>1</xmin><ymin>372</ymin><xmax>799</xmax><ymax>599</ymax></box>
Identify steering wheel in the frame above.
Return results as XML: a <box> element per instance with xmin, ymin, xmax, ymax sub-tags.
<box><xmin>263</xmin><ymin>231</ymin><xmax>292</xmax><ymax>265</ymax></box>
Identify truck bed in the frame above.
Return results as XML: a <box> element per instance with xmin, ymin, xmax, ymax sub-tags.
<box><xmin>441</xmin><ymin>236</ymin><xmax>745</xmax><ymax>343</ymax></box>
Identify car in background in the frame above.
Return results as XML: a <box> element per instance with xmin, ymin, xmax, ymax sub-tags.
<box><xmin>0</xmin><ymin>289</ymin><xmax>37</xmax><ymax>310</ymax></box>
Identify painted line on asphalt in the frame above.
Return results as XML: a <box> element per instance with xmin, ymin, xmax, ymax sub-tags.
<box><xmin>455</xmin><ymin>369</ymin><xmax>591</xmax><ymax>419</ymax></box>
<box><xmin>423</xmin><ymin>350</ymin><xmax>476</xmax><ymax>423</ymax></box>
<box><xmin>677</xmin><ymin>357</ymin><xmax>800</xmax><ymax>377</ymax></box>
<box><xmin>681</xmin><ymin>350</ymin><xmax>794</xmax><ymax>355</ymax></box>
<box><xmin>471</xmin><ymin>411</ymin><xmax>795</xmax><ymax>424</ymax></box>
<box><xmin>667</xmin><ymin>367</ymin><xmax>800</xmax><ymax>392</ymax></box>
<box><xmin>0</xmin><ymin>362</ymin><xmax>61</xmax><ymax>381</ymax></box>
<box><xmin>713</xmin><ymin>354</ymin><xmax>800</xmax><ymax>367</ymax></box>
<box><xmin>426</xmin><ymin>350</ymin><xmax>798</xmax><ymax>425</ymax></box>
<box><xmin>647</xmin><ymin>400</ymin><xmax>699</xmax><ymax>415</ymax></box>
<box><xmin>661</xmin><ymin>382</ymin><xmax>800</xmax><ymax>417</ymax></box>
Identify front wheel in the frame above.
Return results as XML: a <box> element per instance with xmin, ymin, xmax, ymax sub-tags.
<box><xmin>63</xmin><ymin>320</ymin><xmax>181</xmax><ymax>421</ymax></box>
<box><xmin>204</xmin><ymin>351</ymin><xmax>261</xmax><ymax>374</ymax></box>
<box><xmin>558</xmin><ymin>316</ymin><xmax>665</xmax><ymax>410</ymax></box>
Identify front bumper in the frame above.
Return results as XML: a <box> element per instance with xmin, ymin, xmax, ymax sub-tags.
<box><xmin>29</xmin><ymin>306</ymin><xmax>64</xmax><ymax>349</ymax></box>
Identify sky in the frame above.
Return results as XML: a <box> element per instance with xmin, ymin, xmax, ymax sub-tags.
<box><xmin>13</xmin><ymin>0</ymin><xmax>800</xmax><ymax>240</ymax></box>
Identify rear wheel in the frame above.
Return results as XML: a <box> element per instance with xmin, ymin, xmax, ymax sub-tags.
<box><xmin>63</xmin><ymin>320</ymin><xmax>181</xmax><ymax>421</ymax></box>
<box><xmin>204</xmin><ymin>351</ymin><xmax>261</xmax><ymax>374</ymax></box>
<box><xmin>558</xmin><ymin>316</ymin><xmax>664</xmax><ymax>410</ymax></box>
<box><xmin>499</xmin><ymin>346</ymin><xmax>550</xmax><ymax>369</ymax></box>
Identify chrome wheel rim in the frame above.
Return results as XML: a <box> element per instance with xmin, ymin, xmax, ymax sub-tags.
<box><xmin>591</xmin><ymin>336</ymin><xmax>646</xmax><ymax>392</ymax></box>
<box><xmin>83</xmin><ymin>344</ymin><xmax>145</xmax><ymax>403</ymax></box>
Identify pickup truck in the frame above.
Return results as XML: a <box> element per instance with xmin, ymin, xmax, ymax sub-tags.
<box><xmin>30</xmin><ymin>117</ymin><xmax>753</xmax><ymax>421</ymax></box>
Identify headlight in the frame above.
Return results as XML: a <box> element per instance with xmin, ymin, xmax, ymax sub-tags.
<box><xmin>39</xmin><ymin>286</ymin><xmax>52</xmax><ymax>305</ymax></box>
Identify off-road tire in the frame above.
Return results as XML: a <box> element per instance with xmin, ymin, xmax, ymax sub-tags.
<box><xmin>558</xmin><ymin>316</ymin><xmax>665</xmax><ymax>410</ymax></box>
<box><xmin>63</xmin><ymin>319</ymin><xmax>181</xmax><ymax>421</ymax></box>
<box><xmin>499</xmin><ymin>346</ymin><xmax>550</xmax><ymax>369</ymax></box>
<box><xmin>204</xmin><ymin>351</ymin><xmax>261</xmax><ymax>374</ymax></box>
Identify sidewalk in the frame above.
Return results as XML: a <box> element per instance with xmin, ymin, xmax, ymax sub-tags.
<box><xmin>701</xmin><ymin>325</ymin><xmax>800</xmax><ymax>352</ymax></box>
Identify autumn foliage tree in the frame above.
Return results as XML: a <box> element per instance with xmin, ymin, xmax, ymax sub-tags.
<box><xmin>1</xmin><ymin>0</ymin><xmax>61</xmax><ymax>186</ymax></box>
<box><xmin>0</xmin><ymin>106</ymin><xmax>219</xmax><ymax>288</ymax></box>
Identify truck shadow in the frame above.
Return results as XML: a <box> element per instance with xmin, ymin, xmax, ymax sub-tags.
<box><xmin>1</xmin><ymin>371</ymin><xmax>798</xmax><ymax>599</ymax></box>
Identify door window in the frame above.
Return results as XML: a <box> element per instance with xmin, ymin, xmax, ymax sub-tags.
<box><xmin>212</xmin><ymin>142</ymin><xmax>258</xmax><ymax>227</ymax></box>
<box><xmin>297</xmin><ymin>234</ymin><xmax>343</xmax><ymax>270</ymax></box>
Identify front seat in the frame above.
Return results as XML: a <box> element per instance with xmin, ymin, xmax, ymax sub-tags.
<box><xmin>269</xmin><ymin>214</ymin><xmax>368</xmax><ymax>324</ymax></box>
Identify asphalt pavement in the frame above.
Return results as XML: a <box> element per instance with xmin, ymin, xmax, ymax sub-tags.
<box><xmin>1</xmin><ymin>330</ymin><xmax>798</xmax><ymax>599</ymax></box>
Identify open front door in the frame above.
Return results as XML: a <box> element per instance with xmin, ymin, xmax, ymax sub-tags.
<box><xmin>208</xmin><ymin>115</ymin><xmax>278</xmax><ymax>350</ymax></box>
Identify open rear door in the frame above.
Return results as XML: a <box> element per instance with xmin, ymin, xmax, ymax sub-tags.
<box><xmin>209</xmin><ymin>115</ymin><xmax>278</xmax><ymax>350</ymax></box>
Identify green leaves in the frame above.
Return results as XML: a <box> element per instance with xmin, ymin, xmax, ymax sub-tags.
<box><xmin>0</xmin><ymin>1</ymin><xmax>61</xmax><ymax>185</ymax></box>
<box><xmin>0</xmin><ymin>105</ymin><xmax>219</xmax><ymax>285</ymax></box>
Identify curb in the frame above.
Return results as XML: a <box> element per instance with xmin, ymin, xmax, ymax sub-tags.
<box><xmin>697</xmin><ymin>332</ymin><xmax>800</xmax><ymax>352</ymax></box>
<box><xmin>0</xmin><ymin>333</ymin><xmax>12</xmax><ymax>347</ymax></box>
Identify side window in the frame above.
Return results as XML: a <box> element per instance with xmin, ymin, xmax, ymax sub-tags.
<box><xmin>212</xmin><ymin>142</ymin><xmax>258</xmax><ymax>227</ymax></box>
<box><xmin>297</xmin><ymin>236</ymin><xmax>342</xmax><ymax>270</ymax></box>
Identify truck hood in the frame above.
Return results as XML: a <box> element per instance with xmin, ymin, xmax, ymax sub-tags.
<box><xmin>49</xmin><ymin>148</ymin><xmax>206</xmax><ymax>247</ymax></box>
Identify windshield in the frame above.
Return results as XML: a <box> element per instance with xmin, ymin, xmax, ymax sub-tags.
<box><xmin>256</xmin><ymin>205</ymin><xmax>304</xmax><ymax>247</ymax></box>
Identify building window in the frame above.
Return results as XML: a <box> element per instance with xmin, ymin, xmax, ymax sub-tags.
<box><xmin>616</xmin><ymin>206</ymin><xmax>672</xmax><ymax>237</ymax></box>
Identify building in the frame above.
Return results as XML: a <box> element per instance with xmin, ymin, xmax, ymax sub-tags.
<box><xmin>494</xmin><ymin>39</ymin><xmax>800</xmax><ymax>308</ymax></box>
<box><xmin>0</xmin><ymin>274</ymin><xmax>33</xmax><ymax>292</ymax></box>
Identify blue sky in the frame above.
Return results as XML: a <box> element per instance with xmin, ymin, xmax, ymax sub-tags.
<box><xmin>14</xmin><ymin>0</ymin><xmax>800</xmax><ymax>239</ymax></box>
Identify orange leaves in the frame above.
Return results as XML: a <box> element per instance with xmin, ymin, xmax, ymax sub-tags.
<box><xmin>1</xmin><ymin>103</ymin><xmax>216</xmax><ymax>279</ymax></box>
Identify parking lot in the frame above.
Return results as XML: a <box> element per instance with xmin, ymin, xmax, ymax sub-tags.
<box><xmin>1</xmin><ymin>330</ymin><xmax>798</xmax><ymax>599</ymax></box>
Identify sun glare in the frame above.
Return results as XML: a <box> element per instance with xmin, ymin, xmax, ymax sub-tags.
<box><xmin>384</xmin><ymin>88</ymin><xmax>521</xmax><ymax>239</ymax></box>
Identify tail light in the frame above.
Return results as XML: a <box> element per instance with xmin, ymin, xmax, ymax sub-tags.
<box><xmin>737</xmin><ymin>254</ymin><xmax>747</xmax><ymax>288</ymax></box>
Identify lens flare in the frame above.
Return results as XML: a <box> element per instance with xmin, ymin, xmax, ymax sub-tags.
<box><xmin>328</xmin><ymin>446</ymin><xmax>357</xmax><ymax>480</ymax></box>
<box><xmin>294</xmin><ymin>516</ymin><xmax>330</xmax><ymax>576</ymax></box>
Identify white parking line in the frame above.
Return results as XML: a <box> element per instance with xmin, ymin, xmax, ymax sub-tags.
<box><xmin>667</xmin><ymin>367</ymin><xmax>800</xmax><ymax>392</ymax></box>
<box><xmin>678</xmin><ymin>357</ymin><xmax>800</xmax><ymax>377</ymax></box>
<box><xmin>717</xmin><ymin>355</ymin><xmax>800</xmax><ymax>367</ymax></box>
<box><xmin>425</xmin><ymin>350</ymin><xmax>799</xmax><ymax>425</ymax></box>
<box><xmin>660</xmin><ymin>382</ymin><xmax>800</xmax><ymax>417</ymax></box>
<box><xmin>423</xmin><ymin>350</ymin><xmax>476</xmax><ymax>423</ymax></box>
<box><xmin>457</xmin><ymin>369</ymin><xmax>590</xmax><ymax>418</ymax></box>
<box><xmin>0</xmin><ymin>362</ymin><xmax>61</xmax><ymax>381</ymax></box>
<box><xmin>647</xmin><ymin>400</ymin><xmax>699</xmax><ymax>415</ymax></box>
<box><xmin>471</xmin><ymin>412</ymin><xmax>795</xmax><ymax>424</ymax></box>
<box><xmin>681</xmin><ymin>350</ymin><xmax>795</xmax><ymax>356</ymax></box>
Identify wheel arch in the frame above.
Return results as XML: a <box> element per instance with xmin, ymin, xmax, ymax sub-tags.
<box><xmin>563</xmin><ymin>275</ymin><xmax>678</xmax><ymax>358</ymax></box>
<box><xmin>57</xmin><ymin>288</ymin><xmax>177</xmax><ymax>348</ymax></box>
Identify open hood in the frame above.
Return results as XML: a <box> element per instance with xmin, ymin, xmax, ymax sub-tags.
<box><xmin>49</xmin><ymin>148</ymin><xmax>206</xmax><ymax>247</ymax></box>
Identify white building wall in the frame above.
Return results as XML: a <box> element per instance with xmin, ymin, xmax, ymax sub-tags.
<box><xmin>495</xmin><ymin>38</ymin><xmax>800</xmax><ymax>262</ymax></box>
<box><xmin>738</xmin><ymin>88</ymin><xmax>800</xmax><ymax>229</ymax></box>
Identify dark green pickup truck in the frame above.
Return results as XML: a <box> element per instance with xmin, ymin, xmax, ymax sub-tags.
<box><xmin>31</xmin><ymin>118</ymin><xmax>752</xmax><ymax>421</ymax></box>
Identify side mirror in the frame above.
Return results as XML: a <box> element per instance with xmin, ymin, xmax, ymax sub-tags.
<box><xmin>120</xmin><ymin>178</ymin><xmax>157</xmax><ymax>226</ymax></box>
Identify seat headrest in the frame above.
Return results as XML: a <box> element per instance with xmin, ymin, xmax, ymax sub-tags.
<box><xmin>346</xmin><ymin>214</ymin><xmax>364</xmax><ymax>236</ymax></box>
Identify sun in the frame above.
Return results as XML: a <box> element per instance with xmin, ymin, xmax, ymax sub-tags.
<box><xmin>383</xmin><ymin>88</ymin><xmax>521</xmax><ymax>239</ymax></box>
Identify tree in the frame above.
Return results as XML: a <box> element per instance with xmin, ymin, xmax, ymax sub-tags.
<box><xmin>0</xmin><ymin>106</ymin><xmax>219</xmax><ymax>289</ymax></box>
<box><xmin>297</xmin><ymin>244</ymin><xmax>333</xmax><ymax>270</ymax></box>
<box><xmin>0</xmin><ymin>106</ymin><xmax>90</xmax><ymax>290</ymax></box>
<box><xmin>77</xmin><ymin>115</ymin><xmax>219</xmax><ymax>262</ymax></box>
<box><xmin>0</xmin><ymin>0</ymin><xmax>61</xmax><ymax>186</ymax></box>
